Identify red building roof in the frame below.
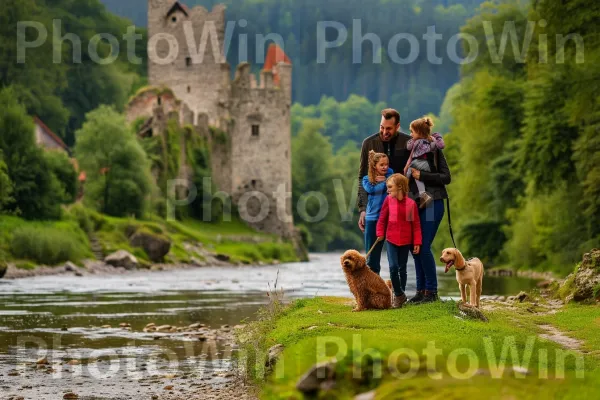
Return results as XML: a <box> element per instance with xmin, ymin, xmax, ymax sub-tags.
<box><xmin>33</xmin><ymin>116</ymin><xmax>68</xmax><ymax>150</ymax></box>
<box><xmin>262</xmin><ymin>44</ymin><xmax>292</xmax><ymax>85</ymax></box>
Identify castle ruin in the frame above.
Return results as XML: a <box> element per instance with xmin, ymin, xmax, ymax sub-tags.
<box><xmin>127</xmin><ymin>0</ymin><xmax>295</xmax><ymax>240</ymax></box>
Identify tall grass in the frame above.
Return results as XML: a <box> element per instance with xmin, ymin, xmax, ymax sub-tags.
<box><xmin>10</xmin><ymin>223</ymin><xmax>91</xmax><ymax>265</ymax></box>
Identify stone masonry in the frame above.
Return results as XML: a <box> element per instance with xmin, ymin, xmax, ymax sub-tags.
<box><xmin>132</xmin><ymin>0</ymin><xmax>295</xmax><ymax>239</ymax></box>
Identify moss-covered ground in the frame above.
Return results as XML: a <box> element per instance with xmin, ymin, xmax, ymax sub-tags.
<box><xmin>240</xmin><ymin>296</ymin><xmax>600</xmax><ymax>399</ymax></box>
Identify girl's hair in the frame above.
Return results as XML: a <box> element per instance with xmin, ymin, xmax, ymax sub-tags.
<box><xmin>368</xmin><ymin>150</ymin><xmax>388</xmax><ymax>184</ymax></box>
<box><xmin>410</xmin><ymin>116</ymin><xmax>434</xmax><ymax>140</ymax></box>
<box><xmin>386</xmin><ymin>173</ymin><xmax>409</xmax><ymax>195</ymax></box>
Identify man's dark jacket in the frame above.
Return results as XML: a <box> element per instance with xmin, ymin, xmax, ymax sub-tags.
<box><xmin>357</xmin><ymin>131</ymin><xmax>451</xmax><ymax>212</ymax></box>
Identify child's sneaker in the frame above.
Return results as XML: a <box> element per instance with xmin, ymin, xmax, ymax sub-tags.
<box><xmin>419</xmin><ymin>192</ymin><xmax>433</xmax><ymax>208</ymax></box>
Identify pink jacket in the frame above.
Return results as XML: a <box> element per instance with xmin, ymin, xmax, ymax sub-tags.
<box><xmin>376</xmin><ymin>196</ymin><xmax>422</xmax><ymax>247</ymax></box>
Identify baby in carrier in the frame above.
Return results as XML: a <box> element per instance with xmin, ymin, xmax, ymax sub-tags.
<box><xmin>403</xmin><ymin>116</ymin><xmax>445</xmax><ymax>208</ymax></box>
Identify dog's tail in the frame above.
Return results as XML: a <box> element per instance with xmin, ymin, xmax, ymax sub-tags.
<box><xmin>385</xmin><ymin>280</ymin><xmax>393</xmax><ymax>291</ymax></box>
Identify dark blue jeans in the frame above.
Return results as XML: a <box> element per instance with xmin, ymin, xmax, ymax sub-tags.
<box><xmin>386</xmin><ymin>242</ymin><xmax>410</xmax><ymax>296</ymax></box>
<box><xmin>413</xmin><ymin>199</ymin><xmax>445</xmax><ymax>291</ymax></box>
<box><xmin>364</xmin><ymin>219</ymin><xmax>384</xmax><ymax>274</ymax></box>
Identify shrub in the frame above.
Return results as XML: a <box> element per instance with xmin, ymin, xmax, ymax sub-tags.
<box><xmin>44</xmin><ymin>150</ymin><xmax>77</xmax><ymax>204</ymax></box>
<box><xmin>67</xmin><ymin>203</ymin><xmax>93</xmax><ymax>233</ymax></box>
<box><xmin>10</xmin><ymin>225</ymin><xmax>90</xmax><ymax>265</ymax></box>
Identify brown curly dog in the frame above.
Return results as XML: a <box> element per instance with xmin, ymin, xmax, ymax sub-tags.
<box><xmin>340</xmin><ymin>249</ymin><xmax>393</xmax><ymax>311</ymax></box>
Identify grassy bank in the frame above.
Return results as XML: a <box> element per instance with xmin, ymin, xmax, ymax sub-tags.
<box><xmin>0</xmin><ymin>215</ymin><xmax>93</xmax><ymax>268</ymax></box>
<box><xmin>240</xmin><ymin>296</ymin><xmax>600</xmax><ymax>399</ymax></box>
<box><xmin>0</xmin><ymin>205</ymin><xmax>300</xmax><ymax>270</ymax></box>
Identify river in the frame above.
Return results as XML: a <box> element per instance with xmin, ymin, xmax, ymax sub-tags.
<box><xmin>0</xmin><ymin>253</ymin><xmax>538</xmax><ymax>399</ymax></box>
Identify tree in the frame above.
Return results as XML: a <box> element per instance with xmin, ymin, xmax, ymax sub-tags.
<box><xmin>0</xmin><ymin>87</ymin><xmax>64</xmax><ymax>219</ymax></box>
<box><xmin>44</xmin><ymin>150</ymin><xmax>78</xmax><ymax>204</ymax></box>
<box><xmin>0</xmin><ymin>150</ymin><xmax>13</xmax><ymax>210</ymax></box>
<box><xmin>291</xmin><ymin>119</ymin><xmax>340</xmax><ymax>251</ymax></box>
<box><xmin>74</xmin><ymin>105</ymin><xmax>152</xmax><ymax>218</ymax></box>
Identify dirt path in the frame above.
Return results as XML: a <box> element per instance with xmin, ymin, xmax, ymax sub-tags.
<box><xmin>538</xmin><ymin>324</ymin><xmax>583</xmax><ymax>351</ymax></box>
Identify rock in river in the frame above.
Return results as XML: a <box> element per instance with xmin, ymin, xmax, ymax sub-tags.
<box><xmin>104</xmin><ymin>250</ymin><xmax>138</xmax><ymax>270</ymax></box>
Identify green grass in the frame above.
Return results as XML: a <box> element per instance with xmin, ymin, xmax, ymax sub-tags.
<box><xmin>214</xmin><ymin>242</ymin><xmax>297</xmax><ymax>264</ymax></box>
<box><xmin>241</xmin><ymin>297</ymin><xmax>600</xmax><ymax>399</ymax></box>
<box><xmin>166</xmin><ymin>218</ymin><xmax>294</xmax><ymax>264</ymax></box>
<box><xmin>0</xmin><ymin>215</ymin><xmax>92</xmax><ymax>265</ymax></box>
<box><xmin>167</xmin><ymin>218</ymin><xmax>274</xmax><ymax>242</ymax></box>
<box><xmin>1</xmin><ymin>207</ymin><xmax>300</xmax><ymax>268</ymax></box>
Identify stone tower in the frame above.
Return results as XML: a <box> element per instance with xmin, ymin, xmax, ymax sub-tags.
<box><xmin>148</xmin><ymin>0</ymin><xmax>228</xmax><ymax>127</ymax></box>
<box><xmin>146</xmin><ymin>0</ymin><xmax>295</xmax><ymax>239</ymax></box>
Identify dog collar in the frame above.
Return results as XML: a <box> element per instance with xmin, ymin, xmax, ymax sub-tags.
<box><xmin>455</xmin><ymin>264</ymin><xmax>466</xmax><ymax>271</ymax></box>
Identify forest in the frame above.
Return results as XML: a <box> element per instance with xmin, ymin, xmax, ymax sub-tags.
<box><xmin>1</xmin><ymin>0</ymin><xmax>598</xmax><ymax>273</ymax></box>
<box><xmin>100</xmin><ymin>0</ymin><xmax>483</xmax><ymax>116</ymax></box>
<box><xmin>289</xmin><ymin>0</ymin><xmax>600</xmax><ymax>273</ymax></box>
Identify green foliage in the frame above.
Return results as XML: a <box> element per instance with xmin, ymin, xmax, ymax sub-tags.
<box><xmin>103</xmin><ymin>0</ymin><xmax>482</xmax><ymax>118</ymax></box>
<box><xmin>0</xmin><ymin>0</ymin><xmax>146</xmax><ymax>146</ymax></box>
<box><xmin>292</xmin><ymin>95</ymin><xmax>387</xmax><ymax>151</ymax></box>
<box><xmin>188</xmin><ymin>134</ymin><xmax>221</xmax><ymax>222</ymax></box>
<box><xmin>291</xmin><ymin>119</ymin><xmax>363</xmax><ymax>251</ymax></box>
<box><xmin>74</xmin><ymin>105</ymin><xmax>152</xmax><ymax>218</ymax></box>
<box><xmin>0</xmin><ymin>150</ymin><xmax>13</xmax><ymax>209</ymax></box>
<box><xmin>437</xmin><ymin>0</ymin><xmax>600</xmax><ymax>271</ymax></box>
<box><xmin>5</xmin><ymin>217</ymin><xmax>91</xmax><ymax>265</ymax></box>
<box><xmin>0</xmin><ymin>88</ymin><xmax>64</xmax><ymax>219</ymax></box>
<box><xmin>458</xmin><ymin>219</ymin><xmax>506</xmax><ymax>265</ymax></box>
<box><xmin>43</xmin><ymin>150</ymin><xmax>78</xmax><ymax>204</ymax></box>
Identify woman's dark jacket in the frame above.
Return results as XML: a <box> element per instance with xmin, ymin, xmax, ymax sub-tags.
<box><xmin>408</xmin><ymin>148</ymin><xmax>451</xmax><ymax>206</ymax></box>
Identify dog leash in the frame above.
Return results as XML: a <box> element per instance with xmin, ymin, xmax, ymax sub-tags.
<box><xmin>365</xmin><ymin>237</ymin><xmax>383</xmax><ymax>258</ymax></box>
<box><xmin>446</xmin><ymin>197</ymin><xmax>457</xmax><ymax>249</ymax></box>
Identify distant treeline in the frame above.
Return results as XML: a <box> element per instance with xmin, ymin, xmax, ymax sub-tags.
<box><xmin>100</xmin><ymin>0</ymin><xmax>485</xmax><ymax>116</ymax></box>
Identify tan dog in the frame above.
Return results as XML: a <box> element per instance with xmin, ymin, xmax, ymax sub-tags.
<box><xmin>340</xmin><ymin>250</ymin><xmax>393</xmax><ymax>311</ymax></box>
<box><xmin>440</xmin><ymin>248</ymin><xmax>484</xmax><ymax>308</ymax></box>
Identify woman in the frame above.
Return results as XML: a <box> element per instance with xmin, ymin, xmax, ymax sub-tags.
<box><xmin>407</xmin><ymin>144</ymin><xmax>451</xmax><ymax>304</ymax></box>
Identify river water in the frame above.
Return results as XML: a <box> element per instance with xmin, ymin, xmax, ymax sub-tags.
<box><xmin>0</xmin><ymin>253</ymin><xmax>538</xmax><ymax>399</ymax></box>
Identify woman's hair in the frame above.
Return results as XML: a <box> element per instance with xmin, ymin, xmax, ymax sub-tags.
<box><xmin>386</xmin><ymin>173</ymin><xmax>409</xmax><ymax>195</ymax></box>
<box><xmin>367</xmin><ymin>150</ymin><xmax>388</xmax><ymax>184</ymax></box>
<box><xmin>410</xmin><ymin>116</ymin><xmax>434</xmax><ymax>140</ymax></box>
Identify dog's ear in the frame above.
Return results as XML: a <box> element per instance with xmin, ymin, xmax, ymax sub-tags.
<box><xmin>453</xmin><ymin>248</ymin><xmax>465</xmax><ymax>268</ymax></box>
<box><xmin>356</xmin><ymin>254</ymin><xmax>366</xmax><ymax>270</ymax></box>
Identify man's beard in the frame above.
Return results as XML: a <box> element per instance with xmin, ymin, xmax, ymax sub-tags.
<box><xmin>380</xmin><ymin>131</ymin><xmax>394</xmax><ymax>141</ymax></box>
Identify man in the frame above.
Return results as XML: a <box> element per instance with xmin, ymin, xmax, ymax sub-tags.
<box><xmin>357</xmin><ymin>108</ymin><xmax>411</xmax><ymax>277</ymax></box>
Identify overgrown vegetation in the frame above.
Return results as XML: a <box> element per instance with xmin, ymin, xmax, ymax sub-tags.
<box><xmin>0</xmin><ymin>215</ymin><xmax>92</xmax><ymax>265</ymax></box>
<box><xmin>427</xmin><ymin>0</ymin><xmax>600</xmax><ymax>273</ymax></box>
<box><xmin>74</xmin><ymin>105</ymin><xmax>153</xmax><ymax>218</ymax></box>
<box><xmin>0</xmin><ymin>88</ymin><xmax>75</xmax><ymax>220</ymax></box>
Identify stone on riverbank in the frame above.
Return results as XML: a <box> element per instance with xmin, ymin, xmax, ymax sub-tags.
<box><xmin>104</xmin><ymin>250</ymin><xmax>138</xmax><ymax>270</ymax></box>
<box><xmin>457</xmin><ymin>301</ymin><xmax>489</xmax><ymax>322</ymax></box>
<box><xmin>129</xmin><ymin>230</ymin><xmax>171</xmax><ymax>262</ymax></box>
<box><xmin>559</xmin><ymin>248</ymin><xmax>600</xmax><ymax>303</ymax></box>
<box><xmin>295</xmin><ymin>359</ymin><xmax>337</xmax><ymax>394</ymax></box>
<box><xmin>265</xmin><ymin>344</ymin><xmax>284</xmax><ymax>371</ymax></box>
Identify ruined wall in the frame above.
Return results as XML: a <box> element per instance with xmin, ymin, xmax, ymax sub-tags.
<box><xmin>146</xmin><ymin>1</ymin><xmax>295</xmax><ymax>239</ymax></box>
<box><xmin>125</xmin><ymin>89</ymin><xmax>180</xmax><ymax>125</ymax></box>
<box><xmin>229</xmin><ymin>63</ymin><xmax>294</xmax><ymax>238</ymax></box>
<box><xmin>148</xmin><ymin>0</ymin><xmax>228</xmax><ymax>127</ymax></box>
